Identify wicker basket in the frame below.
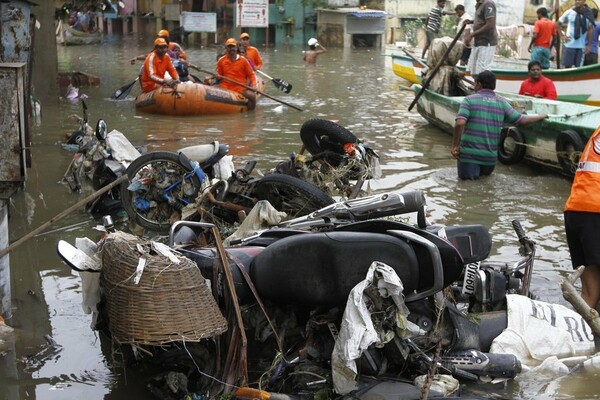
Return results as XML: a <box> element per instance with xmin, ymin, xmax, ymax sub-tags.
<box><xmin>100</xmin><ymin>232</ymin><xmax>227</xmax><ymax>345</ymax></box>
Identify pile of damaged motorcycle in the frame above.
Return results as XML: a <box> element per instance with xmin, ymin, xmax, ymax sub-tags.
<box><xmin>58</xmin><ymin>106</ymin><xmax>600</xmax><ymax>400</ymax></box>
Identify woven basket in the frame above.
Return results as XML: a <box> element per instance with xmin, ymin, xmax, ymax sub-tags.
<box><xmin>100</xmin><ymin>232</ymin><xmax>227</xmax><ymax>345</ymax></box>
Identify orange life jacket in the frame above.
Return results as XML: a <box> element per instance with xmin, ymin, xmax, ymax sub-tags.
<box><xmin>565</xmin><ymin>127</ymin><xmax>600</xmax><ymax>213</ymax></box>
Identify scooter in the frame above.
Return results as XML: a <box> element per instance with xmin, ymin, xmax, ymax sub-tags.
<box><xmin>57</xmin><ymin>189</ymin><xmax>534</xmax><ymax>397</ymax></box>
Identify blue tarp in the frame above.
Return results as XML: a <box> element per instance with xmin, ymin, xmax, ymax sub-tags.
<box><xmin>349</xmin><ymin>12</ymin><xmax>387</xmax><ymax>19</ymax></box>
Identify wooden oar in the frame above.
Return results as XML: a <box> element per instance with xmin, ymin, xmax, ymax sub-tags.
<box><xmin>554</xmin><ymin>0</ymin><xmax>561</xmax><ymax>69</ymax></box>
<box><xmin>255</xmin><ymin>69</ymin><xmax>293</xmax><ymax>93</ymax></box>
<box><xmin>111</xmin><ymin>77</ymin><xmax>139</xmax><ymax>100</ymax></box>
<box><xmin>188</xmin><ymin>64</ymin><xmax>304</xmax><ymax>111</ymax></box>
<box><xmin>408</xmin><ymin>22</ymin><xmax>467</xmax><ymax>112</ymax></box>
<box><xmin>401</xmin><ymin>48</ymin><xmax>428</xmax><ymax>68</ymax></box>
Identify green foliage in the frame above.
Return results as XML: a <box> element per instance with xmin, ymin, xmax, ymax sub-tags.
<box><xmin>440</xmin><ymin>15</ymin><xmax>458</xmax><ymax>38</ymax></box>
<box><xmin>402</xmin><ymin>19</ymin><xmax>424</xmax><ymax>48</ymax></box>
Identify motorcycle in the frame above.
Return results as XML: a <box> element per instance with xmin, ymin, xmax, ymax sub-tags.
<box><xmin>57</xmin><ymin>189</ymin><xmax>535</xmax><ymax>398</ymax></box>
<box><xmin>119</xmin><ymin>146</ymin><xmax>336</xmax><ymax>234</ymax></box>
<box><xmin>274</xmin><ymin>118</ymin><xmax>380</xmax><ymax>199</ymax></box>
<box><xmin>62</xmin><ymin>115</ymin><xmax>142</xmax><ymax>218</ymax></box>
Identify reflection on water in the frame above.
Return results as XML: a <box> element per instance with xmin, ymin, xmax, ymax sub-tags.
<box><xmin>0</xmin><ymin>36</ymin><xmax>584</xmax><ymax>399</ymax></box>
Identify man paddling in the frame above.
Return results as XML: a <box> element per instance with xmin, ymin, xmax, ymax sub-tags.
<box><xmin>239</xmin><ymin>32</ymin><xmax>263</xmax><ymax>70</ymax></box>
<box><xmin>216</xmin><ymin>38</ymin><xmax>257</xmax><ymax>110</ymax></box>
<box><xmin>140</xmin><ymin>38</ymin><xmax>180</xmax><ymax>93</ymax></box>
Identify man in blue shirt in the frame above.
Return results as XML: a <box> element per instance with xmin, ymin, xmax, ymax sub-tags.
<box><xmin>556</xmin><ymin>0</ymin><xmax>595</xmax><ymax>68</ymax></box>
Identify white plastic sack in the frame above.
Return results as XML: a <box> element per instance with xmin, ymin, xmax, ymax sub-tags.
<box><xmin>223</xmin><ymin>200</ymin><xmax>287</xmax><ymax>246</ymax></box>
<box><xmin>105</xmin><ymin>129</ymin><xmax>141</xmax><ymax>163</ymax></box>
<box><xmin>490</xmin><ymin>295</ymin><xmax>595</xmax><ymax>367</ymax></box>
<box><xmin>331</xmin><ymin>261</ymin><xmax>411</xmax><ymax>395</ymax></box>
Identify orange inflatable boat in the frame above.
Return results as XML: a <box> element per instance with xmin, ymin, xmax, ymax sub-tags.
<box><xmin>135</xmin><ymin>81</ymin><xmax>264</xmax><ymax>116</ymax></box>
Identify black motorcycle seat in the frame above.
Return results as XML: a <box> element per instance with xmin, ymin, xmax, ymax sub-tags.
<box><xmin>250</xmin><ymin>231</ymin><xmax>420</xmax><ymax>307</ymax></box>
<box><xmin>334</xmin><ymin>220</ymin><xmax>464</xmax><ymax>289</ymax></box>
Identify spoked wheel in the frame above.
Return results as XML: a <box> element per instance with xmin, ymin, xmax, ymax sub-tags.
<box><xmin>120</xmin><ymin>151</ymin><xmax>202</xmax><ymax>233</ymax></box>
<box><xmin>253</xmin><ymin>173</ymin><xmax>335</xmax><ymax>219</ymax></box>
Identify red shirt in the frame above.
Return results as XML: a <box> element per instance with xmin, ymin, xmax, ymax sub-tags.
<box><xmin>141</xmin><ymin>51</ymin><xmax>178</xmax><ymax>92</ymax></box>
<box><xmin>532</xmin><ymin>18</ymin><xmax>556</xmax><ymax>48</ymax></box>
<box><xmin>216</xmin><ymin>54</ymin><xmax>256</xmax><ymax>93</ymax></box>
<box><xmin>518</xmin><ymin>75</ymin><xmax>557</xmax><ymax>100</ymax></box>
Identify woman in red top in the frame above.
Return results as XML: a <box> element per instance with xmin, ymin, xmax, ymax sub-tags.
<box><xmin>141</xmin><ymin>38</ymin><xmax>180</xmax><ymax>93</ymax></box>
<box><xmin>217</xmin><ymin>38</ymin><xmax>257</xmax><ymax>110</ymax></box>
<box><xmin>518</xmin><ymin>61</ymin><xmax>557</xmax><ymax>100</ymax></box>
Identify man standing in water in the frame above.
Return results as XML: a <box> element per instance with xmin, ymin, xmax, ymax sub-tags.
<box><xmin>528</xmin><ymin>7</ymin><xmax>557</xmax><ymax>69</ymax></box>
<box><xmin>304</xmin><ymin>38</ymin><xmax>327</xmax><ymax>67</ymax></box>
<box><xmin>464</xmin><ymin>0</ymin><xmax>497</xmax><ymax>76</ymax></box>
<box><xmin>564</xmin><ymin>126</ymin><xmax>600</xmax><ymax>309</ymax></box>
<box><xmin>451</xmin><ymin>71</ymin><xmax>548</xmax><ymax>180</ymax></box>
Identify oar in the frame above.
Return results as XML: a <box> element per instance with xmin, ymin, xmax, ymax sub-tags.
<box><xmin>408</xmin><ymin>22</ymin><xmax>467</xmax><ymax>112</ymax></box>
<box><xmin>111</xmin><ymin>76</ymin><xmax>139</xmax><ymax>100</ymax></box>
<box><xmin>401</xmin><ymin>48</ymin><xmax>428</xmax><ymax>69</ymax></box>
<box><xmin>188</xmin><ymin>64</ymin><xmax>304</xmax><ymax>111</ymax></box>
<box><xmin>255</xmin><ymin>69</ymin><xmax>293</xmax><ymax>93</ymax></box>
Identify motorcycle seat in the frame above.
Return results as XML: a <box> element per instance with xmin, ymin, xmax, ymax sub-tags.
<box><xmin>250</xmin><ymin>231</ymin><xmax>420</xmax><ymax>307</ymax></box>
<box><xmin>179</xmin><ymin>141</ymin><xmax>228</xmax><ymax>165</ymax></box>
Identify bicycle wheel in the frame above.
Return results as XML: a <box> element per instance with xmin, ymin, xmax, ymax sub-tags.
<box><xmin>253</xmin><ymin>173</ymin><xmax>335</xmax><ymax>219</ymax></box>
<box><xmin>120</xmin><ymin>151</ymin><xmax>202</xmax><ymax>233</ymax></box>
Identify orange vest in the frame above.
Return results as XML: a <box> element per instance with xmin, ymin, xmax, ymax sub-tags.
<box><xmin>564</xmin><ymin>127</ymin><xmax>600</xmax><ymax>213</ymax></box>
<box><xmin>216</xmin><ymin>54</ymin><xmax>256</xmax><ymax>93</ymax></box>
<box><xmin>141</xmin><ymin>51</ymin><xmax>179</xmax><ymax>92</ymax></box>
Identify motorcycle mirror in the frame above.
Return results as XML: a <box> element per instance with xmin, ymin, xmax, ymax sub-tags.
<box><xmin>95</xmin><ymin>119</ymin><xmax>108</xmax><ymax>141</ymax></box>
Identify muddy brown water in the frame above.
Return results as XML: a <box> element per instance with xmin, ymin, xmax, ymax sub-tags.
<box><xmin>0</xmin><ymin>35</ymin><xmax>590</xmax><ymax>399</ymax></box>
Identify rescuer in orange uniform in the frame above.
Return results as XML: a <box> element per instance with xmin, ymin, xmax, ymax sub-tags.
<box><xmin>140</xmin><ymin>38</ymin><xmax>180</xmax><ymax>93</ymax></box>
<box><xmin>216</xmin><ymin>38</ymin><xmax>257</xmax><ymax>110</ymax></box>
<box><xmin>564</xmin><ymin>126</ymin><xmax>600</xmax><ymax>309</ymax></box>
<box><xmin>239</xmin><ymin>32</ymin><xmax>263</xmax><ymax>70</ymax></box>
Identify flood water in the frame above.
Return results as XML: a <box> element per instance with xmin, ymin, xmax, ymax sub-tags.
<box><xmin>0</xmin><ymin>35</ymin><xmax>591</xmax><ymax>399</ymax></box>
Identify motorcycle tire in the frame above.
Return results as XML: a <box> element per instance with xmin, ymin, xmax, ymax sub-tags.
<box><xmin>253</xmin><ymin>173</ymin><xmax>335</xmax><ymax>219</ymax></box>
<box><xmin>300</xmin><ymin>119</ymin><xmax>357</xmax><ymax>156</ymax></box>
<box><xmin>120</xmin><ymin>151</ymin><xmax>203</xmax><ymax>233</ymax></box>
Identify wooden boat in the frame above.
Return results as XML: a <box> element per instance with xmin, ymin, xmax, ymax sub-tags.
<box><xmin>411</xmin><ymin>84</ymin><xmax>600</xmax><ymax>177</ymax></box>
<box><xmin>392</xmin><ymin>54</ymin><xmax>600</xmax><ymax>106</ymax></box>
<box><xmin>135</xmin><ymin>81</ymin><xmax>265</xmax><ymax>116</ymax></box>
<box><xmin>61</xmin><ymin>26</ymin><xmax>101</xmax><ymax>46</ymax></box>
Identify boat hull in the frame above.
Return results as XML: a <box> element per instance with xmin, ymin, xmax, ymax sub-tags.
<box><xmin>412</xmin><ymin>84</ymin><xmax>600</xmax><ymax>177</ymax></box>
<box><xmin>135</xmin><ymin>83</ymin><xmax>251</xmax><ymax>116</ymax></box>
<box><xmin>393</xmin><ymin>54</ymin><xmax>600</xmax><ymax>106</ymax></box>
<box><xmin>62</xmin><ymin>27</ymin><xmax>101</xmax><ymax>45</ymax></box>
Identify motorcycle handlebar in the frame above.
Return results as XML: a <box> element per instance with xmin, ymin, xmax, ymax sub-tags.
<box><xmin>511</xmin><ymin>219</ymin><xmax>527</xmax><ymax>245</ymax></box>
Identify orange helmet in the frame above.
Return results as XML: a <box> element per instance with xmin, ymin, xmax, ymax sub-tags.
<box><xmin>240</xmin><ymin>32</ymin><xmax>250</xmax><ymax>40</ymax></box>
<box><xmin>225</xmin><ymin>38</ymin><xmax>237</xmax><ymax>46</ymax></box>
<box><xmin>154</xmin><ymin>38</ymin><xmax>168</xmax><ymax>46</ymax></box>
<box><xmin>157</xmin><ymin>29</ymin><xmax>170</xmax><ymax>38</ymax></box>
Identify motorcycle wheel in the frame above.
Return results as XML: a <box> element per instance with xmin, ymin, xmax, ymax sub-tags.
<box><xmin>253</xmin><ymin>173</ymin><xmax>335</xmax><ymax>219</ymax></box>
<box><xmin>120</xmin><ymin>151</ymin><xmax>202</xmax><ymax>233</ymax></box>
<box><xmin>300</xmin><ymin>118</ymin><xmax>357</xmax><ymax>156</ymax></box>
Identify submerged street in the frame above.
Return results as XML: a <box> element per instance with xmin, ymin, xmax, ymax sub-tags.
<box><xmin>0</xmin><ymin>35</ymin><xmax>589</xmax><ymax>399</ymax></box>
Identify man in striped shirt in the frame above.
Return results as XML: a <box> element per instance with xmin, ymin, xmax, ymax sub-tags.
<box><xmin>451</xmin><ymin>71</ymin><xmax>548</xmax><ymax>180</ymax></box>
<box><xmin>422</xmin><ymin>0</ymin><xmax>448</xmax><ymax>59</ymax></box>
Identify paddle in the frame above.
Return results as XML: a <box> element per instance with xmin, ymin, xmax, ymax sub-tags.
<box><xmin>111</xmin><ymin>76</ymin><xmax>139</xmax><ymax>100</ymax></box>
<box><xmin>408</xmin><ymin>22</ymin><xmax>467</xmax><ymax>112</ymax></box>
<box><xmin>255</xmin><ymin>69</ymin><xmax>293</xmax><ymax>93</ymax></box>
<box><xmin>188</xmin><ymin>64</ymin><xmax>304</xmax><ymax>111</ymax></box>
<box><xmin>554</xmin><ymin>0</ymin><xmax>561</xmax><ymax>69</ymax></box>
<box><xmin>401</xmin><ymin>48</ymin><xmax>428</xmax><ymax>69</ymax></box>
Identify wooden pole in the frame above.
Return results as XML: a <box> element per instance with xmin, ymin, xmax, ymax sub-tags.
<box><xmin>188</xmin><ymin>64</ymin><xmax>304</xmax><ymax>111</ymax></box>
<box><xmin>0</xmin><ymin>175</ymin><xmax>128</xmax><ymax>259</ymax></box>
<box><xmin>560</xmin><ymin>266</ymin><xmax>600</xmax><ymax>337</ymax></box>
<box><xmin>408</xmin><ymin>22</ymin><xmax>467</xmax><ymax>112</ymax></box>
